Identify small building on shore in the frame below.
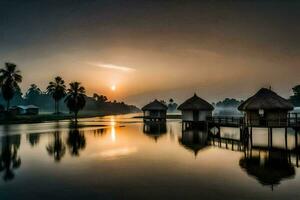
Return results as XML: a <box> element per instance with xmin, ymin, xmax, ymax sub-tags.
<box><xmin>238</xmin><ymin>88</ymin><xmax>294</xmax><ymax>126</ymax></box>
<box><xmin>142</xmin><ymin>99</ymin><xmax>168</xmax><ymax>121</ymax></box>
<box><xmin>10</xmin><ymin>105</ymin><xmax>39</xmax><ymax>115</ymax></box>
<box><xmin>178</xmin><ymin>94</ymin><xmax>214</xmax><ymax>125</ymax></box>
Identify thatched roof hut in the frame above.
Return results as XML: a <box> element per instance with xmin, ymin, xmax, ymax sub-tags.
<box><xmin>238</xmin><ymin>88</ymin><xmax>293</xmax><ymax>111</ymax></box>
<box><xmin>142</xmin><ymin>99</ymin><xmax>168</xmax><ymax>111</ymax></box>
<box><xmin>178</xmin><ymin>94</ymin><xmax>214</xmax><ymax>111</ymax></box>
<box><xmin>142</xmin><ymin>100</ymin><xmax>167</xmax><ymax>121</ymax></box>
<box><xmin>178</xmin><ymin>94</ymin><xmax>214</xmax><ymax>122</ymax></box>
<box><xmin>238</xmin><ymin>88</ymin><xmax>293</xmax><ymax>126</ymax></box>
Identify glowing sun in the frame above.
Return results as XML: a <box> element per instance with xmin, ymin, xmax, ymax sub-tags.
<box><xmin>111</xmin><ymin>85</ymin><xmax>116</xmax><ymax>91</ymax></box>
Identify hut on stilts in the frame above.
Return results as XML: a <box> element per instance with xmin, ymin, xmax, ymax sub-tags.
<box><xmin>238</xmin><ymin>88</ymin><xmax>294</xmax><ymax>127</ymax></box>
<box><xmin>178</xmin><ymin>93</ymin><xmax>214</xmax><ymax>129</ymax></box>
<box><xmin>142</xmin><ymin>99</ymin><xmax>168</xmax><ymax>122</ymax></box>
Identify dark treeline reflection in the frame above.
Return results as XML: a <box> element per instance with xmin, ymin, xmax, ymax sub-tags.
<box><xmin>47</xmin><ymin>131</ymin><xmax>66</xmax><ymax>162</ymax></box>
<box><xmin>67</xmin><ymin>128</ymin><xmax>86</xmax><ymax>157</ymax></box>
<box><xmin>0</xmin><ymin>134</ymin><xmax>21</xmax><ymax>181</ymax></box>
<box><xmin>27</xmin><ymin>132</ymin><xmax>41</xmax><ymax>147</ymax></box>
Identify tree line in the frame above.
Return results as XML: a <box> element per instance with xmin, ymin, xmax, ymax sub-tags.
<box><xmin>0</xmin><ymin>62</ymin><xmax>139</xmax><ymax>120</ymax></box>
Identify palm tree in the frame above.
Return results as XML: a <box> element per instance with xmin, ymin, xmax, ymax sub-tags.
<box><xmin>0</xmin><ymin>63</ymin><xmax>22</xmax><ymax>111</ymax></box>
<box><xmin>47</xmin><ymin>76</ymin><xmax>66</xmax><ymax>114</ymax></box>
<box><xmin>64</xmin><ymin>82</ymin><xmax>86</xmax><ymax>122</ymax></box>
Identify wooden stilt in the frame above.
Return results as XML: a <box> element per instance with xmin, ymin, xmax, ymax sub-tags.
<box><xmin>285</xmin><ymin>127</ymin><xmax>288</xmax><ymax>150</ymax></box>
<box><xmin>250</xmin><ymin>127</ymin><xmax>253</xmax><ymax>148</ymax></box>
<box><xmin>296</xmin><ymin>129</ymin><xmax>299</xmax><ymax>167</ymax></box>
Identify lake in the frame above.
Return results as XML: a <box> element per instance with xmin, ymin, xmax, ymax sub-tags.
<box><xmin>0</xmin><ymin>114</ymin><xmax>299</xmax><ymax>200</ymax></box>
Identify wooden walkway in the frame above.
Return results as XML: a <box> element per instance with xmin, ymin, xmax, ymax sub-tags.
<box><xmin>207</xmin><ymin>113</ymin><xmax>300</xmax><ymax>128</ymax></box>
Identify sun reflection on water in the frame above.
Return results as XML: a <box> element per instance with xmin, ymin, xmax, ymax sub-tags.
<box><xmin>110</xmin><ymin>116</ymin><xmax>116</xmax><ymax>142</ymax></box>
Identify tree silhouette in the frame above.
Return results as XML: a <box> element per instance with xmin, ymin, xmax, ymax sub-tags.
<box><xmin>0</xmin><ymin>63</ymin><xmax>22</xmax><ymax>110</ymax></box>
<box><xmin>25</xmin><ymin>84</ymin><xmax>42</xmax><ymax>106</ymax></box>
<box><xmin>47</xmin><ymin>76</ymin><xmax>66</xmax><ymax>114</ymax></box>
<box><xmin>46</xmin><ymin>131</ymin><xmax>66</xmax><ymax>162</ymax></box>
<box><xmin>93</xmin><ymin>93</ymin><xmax>108</xmax><ymax>103</ymax></box>
<box><xmin>0</xmin><ymin>135</ymin><xmax>21</xmax><ymax>181</ymax></box>
<box><xmin>64</xmin><ymin>82</ymin><xmax>86</xmax><ymax>122</ymax></box>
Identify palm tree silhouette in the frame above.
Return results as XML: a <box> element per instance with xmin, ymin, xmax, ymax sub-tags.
<box><xmin>0</xmin><ymin>63</ymin><xmax>22</xmax><ymax>110</ymax></box>
<box><xmin>47</xmin><ymin>76</ymin><xmax>66</xmax><ymax>114</ymax></box>
<box><xmin>64</xmin><ymin>82</ymin><xmax>86</xmax><ymax>122</ymax></box>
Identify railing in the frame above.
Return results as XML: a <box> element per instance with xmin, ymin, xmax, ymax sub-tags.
<box><xmin>207</xmin><ymin>116</ymin><xmax>243</xmax><ymax>126</ymax></box>
<box><xmin>207</xmin><ymin>115</ymin><xmax>300</xmax><ymax>127</ymax></box>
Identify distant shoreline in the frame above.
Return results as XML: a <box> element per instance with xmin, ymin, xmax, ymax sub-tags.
<box><xmin>0</xmin><ymin>111</ymin><xmax>139</xmax><ymax>125</ymax></box>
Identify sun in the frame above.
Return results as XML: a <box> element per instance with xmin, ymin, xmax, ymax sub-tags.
<box><xmin>111</xmin><ymin>85</ymin><xmax>116</xmax><ymax>91</ymax></box>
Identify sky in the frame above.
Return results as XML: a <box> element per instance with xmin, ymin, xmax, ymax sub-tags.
<box><xmin>1</xmin><ymin>0</ymin><xmax>300</xmax><ymax>106</ymax></box>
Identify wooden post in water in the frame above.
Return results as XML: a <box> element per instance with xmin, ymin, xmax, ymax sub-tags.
<box><xmin>269</xmin><ymin>127</ymin><xmax>273</xmax><ymax>149</ymax></box>
<box><xmin>285</xmin><ymin>127</ymin><xmax>288</xmax><ymax>150</ymax></box>
<box><xmin>296</xmin><ymin>129</ymin><xmax>299</xmax><ymax>167</ymax></box>
<box><xmin>250</xmin><ymin>127</ymin><xmax>253</xmax><ymax>148</ymax></box>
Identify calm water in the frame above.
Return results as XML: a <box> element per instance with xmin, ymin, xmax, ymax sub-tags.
<box><xmin>0</xmin><ymin>114</ymin><xmax>300</xmax><ymax>200</ymax></box>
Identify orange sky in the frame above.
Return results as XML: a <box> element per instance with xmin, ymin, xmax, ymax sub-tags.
<box><xmin>1</xmin><ymin>1</ymin><xmax>300</xmax><ymax>106</ymax></box>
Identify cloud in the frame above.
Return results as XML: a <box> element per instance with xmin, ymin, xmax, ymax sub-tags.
<box><xmin>87</xmin><ymin>62</ymin><xmax>136</xmax><ymax>72</ymax></box>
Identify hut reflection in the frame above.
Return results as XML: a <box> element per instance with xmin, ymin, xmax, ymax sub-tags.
<box><xmin>0</xmin><ymin>135</ymin><xmax>21</xmax><ymax>181</ymax></box>
<box><xmin>179</xmin><ymin>128</ymin><xmax>208</xmax><ymax>156</ymax></box>
<box><xmin>143</xmin><ymin>121</ymin><xmax>167</xmax><ymax>142</ymax></box>
<box><xmin>46</xmin><ymin>131</ymin><xmax>66</xmax><ymax>162</ymax></box>
<box><xmin>240</xmin><ymin>148</ymin><xmax>295</xmax><ymax>189</ymax></box>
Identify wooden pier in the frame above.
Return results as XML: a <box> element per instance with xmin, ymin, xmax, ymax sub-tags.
<box><xmin>207</xmin><ymin>113</ymin><xmax>300</xmax><ymax>128</ymax></box>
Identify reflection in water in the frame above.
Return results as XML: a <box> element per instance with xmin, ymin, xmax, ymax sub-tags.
<box><xmin>179</xmin><ymin>129</ymin><xmax>208</xmax><ymax>156</ymax></box>
<box><xmin>46</xmin><ymin>131</ymin><xmax>66</xmax><ymax>162</ymax></box>
<box><xmin>110</xmin><ymin>116</ymin><xmax>117</xmax><ymax>142</ymax></box>
<box><xmin>0</xmin><ymin>115</ymin><xmax>300</xmax><ymax>199</ymax></box>
<box><xmin>93</xmin><ymin>128</ymin><xmax>107</xmax><ymax>137</ymax></box>
<box><xmin>99</xmin><ymin>147</ymin><xmax>138</xmax><ymax>160</ymax></box>
<box><xmin>178</xmin><ymin>126</ymin><xmax>299</xmax><ymax>189</ymax></box>
<box><xmin>0</xmin><ymin>135</ymin><xmax>21</xmax><ymax>181</ymax></box>
<box><xmin>240</xmin><ymin>148</ymin><xmax>295</xmax><ymax>189</ymax></box>
<box><xmin>27</xmin><ymin>133</ymin><xmax>41</xmax><ymax>147</ymax></box>
<box><xmin>143</xmin><ymin>122</ymin><xmax>167</xmax><ymax>142</ymax></box>
<box><xmin>67</xmin><ymin>128</ymin><xmax>86</xmax><ymax>156</ymax></box>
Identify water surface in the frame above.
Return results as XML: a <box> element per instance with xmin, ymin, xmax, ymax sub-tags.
<box><xmin>0</xmin><ymin>114</ymin><xmax>299</xmax><ymax>200</ymax></box>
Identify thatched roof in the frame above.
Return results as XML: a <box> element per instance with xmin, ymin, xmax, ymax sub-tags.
<box><xmin>238</xmin><ymin>88</ymin><xmax>294</xmax><ymax>111</ymax></box>
<box><xmin>142</xmin><ymin>99</ymin><xmax>168</xmax><ymax>111</ymax></box>
<box><xmin>178</xmin><ymin>94</ymin><xmax>214</xmax><ymax>111</ymax></box>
